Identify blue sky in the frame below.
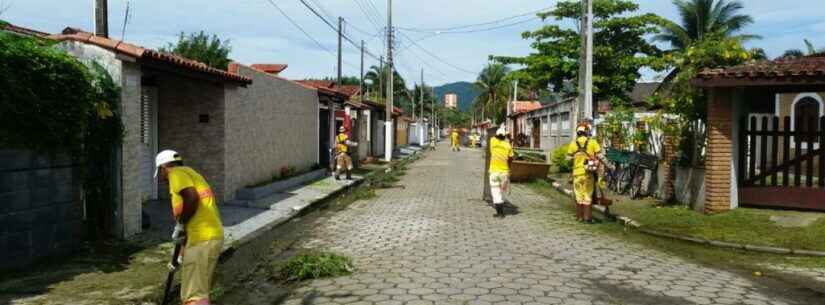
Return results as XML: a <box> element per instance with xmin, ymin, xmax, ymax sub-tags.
<box><xmin>2</xmin><ymin>0</ymin><xmax>823</xmax><ymax>86</ymax></box>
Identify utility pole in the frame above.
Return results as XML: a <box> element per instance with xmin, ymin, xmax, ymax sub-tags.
<box><xmin>419</xmin><ymin>68</ymin><xmax>425</xmax><ymax>145</ymax></box>
<box><xmin>378</xmin><ymin>56</ymin><xmax>384</xmax><ymax>101</ymax></box>
<box><xmin>95</xmin><ymin>0</ymin><xmax>108</xmax><ymax>37</ymax></box>
<box><xmin>384</xmin><ymin>0</ymin><xmax>394</xmax><ymax>162</ymax></box>
<box><xmin>337</xmin><ymin>17</ymin><xmax>343</xmax><ymax>85</ymax></box>
<box><xmin>575</xmin><ymin>0</ymin><xmax>594</xmax><ymax>136</ymax></box>
<box><xmin>360</xmin><ymin>40</ymin><xmax>364</xmax><ymax>103</ymax></box>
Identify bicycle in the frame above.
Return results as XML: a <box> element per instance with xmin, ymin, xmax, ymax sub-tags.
<box><xmin>617</xmin><ymin>152</ymin><xmax>658</xmax><ymax>199</ymax></box>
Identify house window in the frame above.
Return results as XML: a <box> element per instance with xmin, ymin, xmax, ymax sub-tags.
<box><xmin>550</xmin><ymin>115</ymin><xmax>559</xmax><ymax>131</ymax></box>
<box><xmin>560</xmin><ymin>112</ymin><xmax>570</xmax><ymax>130</ymax></box>
<box><xmin>541</xmin><ymin>117</ymin><xmax>548</xmax><ymax>131</ymax></box>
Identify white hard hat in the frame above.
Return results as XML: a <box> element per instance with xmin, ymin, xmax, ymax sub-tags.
<box><xmin>496</xmin><ymin>124</ymin><xmax>507</xmax><ymax>136</ymax></box>
<box><xmin>154</xmin><ymin>150</ymin><xmax>181</xmax><ymax>177</ymax></box>
<box><xmin>339</xmin><ymin>126</ymin><xmax>346</xmax><ymax>132</ymax></box>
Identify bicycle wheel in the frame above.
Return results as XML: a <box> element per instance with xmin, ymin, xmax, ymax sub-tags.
<box><xmin>629</xmin><ymin>168</ymin><xmax>644</xmax><ymax>199</ymax></box>
<box><xmin>617</xmin><ymin>165</ymin><xmax>634</xmax><ymax>195</ymax></box>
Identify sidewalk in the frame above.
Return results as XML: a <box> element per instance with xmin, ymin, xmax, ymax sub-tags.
<box><xmin>0</xmin><ymin>168</ymin><xmax>379</xmax><ymax>305</ymax></box>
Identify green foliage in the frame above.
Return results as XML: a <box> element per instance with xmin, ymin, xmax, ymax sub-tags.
<box><xmin>473</xmin><ymin>63</ymin><xmax>511</xmax><ymax>124</ymax></box>
<box><xmin>652</xmin><ymin>35</ymin><xmax>753</xmax><ymax>122</ymax></box>
<box><xmin>653</xmin><ymin>0</ymin><xmax>758</xmax><ymax>50</ymax></box>
<box><xmin>160</xmin><ymin>31</ymin><xmax>232</xmax><ymax>70</ymax></box>
<box><xmin>0</xmin><ymin>33</ymin><xmax>123</xmax><ymax>238</ymax></box>
<box><xmin>439</xmin><ymin>107</ymin><xmax>471</xmax><ymax>127</ymax></box>
<box><xmin>779</xmin><ymin>39</ymin><xmax>825</xmax><ymax>60</ymax></box>
<box><xmin>599</xmin><ymin>106</ymin><xmax>634</xmax><ymax>149</ymax></box>
<box><xmin>280</xmin><ymin>251</ymin><xmax>353</xmax><ymax>281</ymax></box>
<box><xmin>320</xmin><ymin>76</ymin><xmax>361</xmax><ymax>86</ymax></box>
<box><xmin>493</xmin><ymin>0</ymin><xmax>666</xmax><ymax>107</ymax></box>
<box><xmin>551</xmin><ymin>146</ymin><xmax>572</xmax><ymax>173</ymax></box>
<box><xmin>363</xmin><ymin>65</ymin><xmax>409</xmax><ymax>102</ymax></box>
<box><xmin>0</xmin><ymin>33</ymin><xmax>96</xmax><ymax>152</ymax></box>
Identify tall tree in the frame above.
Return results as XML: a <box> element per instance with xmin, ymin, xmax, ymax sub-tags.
<box><xmin>160</xmin><ymin>31</ymin><xmax>232</xmax><ymax>70</ymax></box>
<box><xmin>493</xmin><ymin>0</ymin><xmax>665</xmax><ymax>107</ymax></box>
<box><xmin>473</xmin><ymin>63</ymin><xmax>510</xmax><ymax>125</ymax></box>
<box><xmin>653</xmin><ymin>0</ymin><xmax>758</xmax><ymax>50</ymax></box>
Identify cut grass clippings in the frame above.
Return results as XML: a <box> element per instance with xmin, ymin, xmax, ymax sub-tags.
<box><xmin>278</xmin><ymin>251</ymin><xmax>353</xmax><ymax>281</ymax></box>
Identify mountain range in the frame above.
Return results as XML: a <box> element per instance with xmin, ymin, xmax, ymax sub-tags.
<box><xmin>434</xmin><ymin>81</ymin><xmax>479</xmax><ymax>112</ymax></box>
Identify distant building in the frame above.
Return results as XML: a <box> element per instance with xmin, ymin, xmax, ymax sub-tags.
<box><xmin>444</xmin><ymin>93</ymin><xmax>458</xmax><ymax>109</ymax></box>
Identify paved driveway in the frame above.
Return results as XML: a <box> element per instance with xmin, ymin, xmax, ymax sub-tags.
<box><xmin>283</xmin><ymin>144</ymin><xmax>807</xmax><ymax>305</ymax></box>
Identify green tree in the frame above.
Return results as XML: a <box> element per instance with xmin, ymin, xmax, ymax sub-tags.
<box><xmin>779</xmin><ymin>39</ymin><xmax>825</xmax><ymax>59</ymax></box>
<box><xmin>493</xmin><ymin>0</ymin><xmax>665</xmax><ymax>107</ymax></box>
<box><xmin>473</xmin><ymin>63</ymin><xmax>510</xmax><ymax>124</ymax></box>
<box><xmin>363</xmin><ymin>65</ymin><xmax>408</xmax><ymax>102</ymax></box>
<box><xmin>160</xmin><ymin>31</ymin><xmax>232</xmax><ymax>70</ymax></box>
<box><xmin>321</xmin><ymin>76</ymin><xmax>361</xmax><ymax>86</ymax></box>
<box><xmin>653</xmin><ymin>0</ymin><xmax>758</xmax><ymax>50</ymax></box>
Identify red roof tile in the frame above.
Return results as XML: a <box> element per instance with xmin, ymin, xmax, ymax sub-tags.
<box><xmin>49</xmin><ymin>28</ymin><xmax>251</xmax><ymax>84</ymax></box>
<box><xmin>250</xmin><ymin>64</ymin><xmax>288</xmax><ymax>74</ymax></box>
<box><xmin>694</xmin><ymin>55</ymin><xmax>825</xmax><ymax>87</ymax></box>
<box><xmin>512</xmin><ymin>101</ymin><xmax>542</xmax><ymax>114</ymax></box>
<box><xmin>1</xmin><ymin>23</ymin><xmax>50</xmax><ymax>37</ymax></box>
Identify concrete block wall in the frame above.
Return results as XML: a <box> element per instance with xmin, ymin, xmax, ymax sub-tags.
<box><xmin>157</xmin><ymin>73</ymin><xmax>227</xmax><ymax>202</ymax></box>
<box><xmin>0</xmin><ymin>150</ymin><xmax>83</xmax><ymax>271</ymax></box>
<box><xmin>224</xmin><ymin>64</ymin><xmax>319</xmax><ymax>201</ymax></box>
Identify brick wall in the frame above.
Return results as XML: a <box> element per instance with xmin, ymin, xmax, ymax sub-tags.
<box><xmin>223</xmin><ymin>64</ymin><xmax>319</xmax><ymax>201</ymax></box>
<box><xmin>157</xmin><ymin>73</ymin><xmax>227</xmax><ymax>201</ymax></box>
<box><xmin>0</xmin><ymin>150</ymin><xmax>83</xmax><ymax>271</ymax></box>
<box><xmin>705</xmin><ymin>89</ymin><xmax>734</xmax><ymax>213</ymax></box>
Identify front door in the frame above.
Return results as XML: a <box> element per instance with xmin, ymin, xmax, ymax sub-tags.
<box><xmin>319</xmin><ymin>109</ymin><xmax>330</xmax><ymax>168</ymax></box>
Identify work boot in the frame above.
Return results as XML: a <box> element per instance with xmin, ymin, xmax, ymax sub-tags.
<box><xmin>495</xmin><ymin>205</ymin><xmax>505</xmax><ymax>218</ymax></box>
<box><xmin>334</xmin><ymin>174</ymin><xmax>340</xmax><ymax>180</ymax></box>
<box><xmin>346</xmin><ymin>170</ymin><xmax>352</xmax><ymax>180</ymax></box>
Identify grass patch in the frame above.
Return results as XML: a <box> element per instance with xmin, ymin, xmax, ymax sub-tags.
<box><xmin>611</xmin><ymin>198</ymin><xmax>825</xmax><ymax>252</ymax></box>
<box><xmin>524</xmin><ymin>179</ymin><xmax>825</xmax><ymax>270</ymax></box>
<box><xmin>278</xmin><ymin>251</ymin><xmax>353</xmax><ymax>281</ymax></box>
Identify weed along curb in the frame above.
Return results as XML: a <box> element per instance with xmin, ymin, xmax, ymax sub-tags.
<box><xmin>545</xmin><ymin>179</ymin><xmax>825</xmax><ymax>257</ymax></box>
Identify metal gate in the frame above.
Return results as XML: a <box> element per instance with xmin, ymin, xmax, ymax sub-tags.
<box><xmin>738</xmin><ymin>115</ymin><xmax>825</xmax><ymax>210</ymax></box>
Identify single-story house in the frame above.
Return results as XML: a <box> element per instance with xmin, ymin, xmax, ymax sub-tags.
<box><xmin>507</xmin><ymin>101</ymin><xmax>542</xmax><ymax>147</ymax></box>
<box><xmin>50</xmin><ymin>27</ymin><xmax>253</xmax><ymax>238</ymax></box>
<box><xmin>693</xmin><ymin>54</ymin><xmax>825</xmax><ymax>212</ymax></box>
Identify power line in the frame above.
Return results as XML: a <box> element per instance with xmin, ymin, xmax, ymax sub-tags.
<box><xmin>296</xmin><ymin>0</ymin><xmax>381</xmax><ymax>61</ymax></box>
<box><xmin>398</xmin><ymin>6</ymin><xmax>551</xmax><ymax>33</ymax></box>
<box><xmin>265</xmin><ymin>0</ymin><xmax>357</xmax><ymax>70</ymax></box>
<box><xmin>352</xmin><ymin>0</ymin><xmax>382</xmax><ymax>32</ymax></box>
<box><xmin>398</xmin><ymin>31</ymin><xmax>477</xmax><ymax>75</ymax></box>
<box><xmin>431</xmin><ymin>17</ymin><xmax>540</xmax><ymax>34</ymax></box>
<box><xmin>363</xmin><ymin>0</ymin><xmax>385</xmax><ymax>25</ymax></box>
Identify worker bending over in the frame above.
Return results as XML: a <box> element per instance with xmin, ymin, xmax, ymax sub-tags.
<box><xmin>489</xmin><ymin>126</ymin><xmax>514</xmax><ymax>218</ymax></box>
<box><xmin>156</xmin><ymin>150</ymin><xmax>224</xmax><ymax>305</ymax></box>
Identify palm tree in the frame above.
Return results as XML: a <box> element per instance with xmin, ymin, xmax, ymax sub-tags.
<box><xmin>363</xmin><ymin>65</ymin><xmax>409</xmax><ymax>102</ymax></box>
<box><xmin>654</xmin><ymin>0</ymin><xmax>758</xmax><ymax>50</ymax></box>
<box><xmin>473</xmin><ymin>63</ymin><xmax>510</xmax><ymax>125</ymax></box>
<box><xmin>778</xmin><ymin>39</ymin><xmax>825</xmax><ymax>59</ymax></box>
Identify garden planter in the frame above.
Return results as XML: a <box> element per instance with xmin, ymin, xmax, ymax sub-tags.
<box><xmin>510</xmin><ymin>161</ymin><xmax>551</xmax><ymax>182</ymax></box>
<box><xmin>235</xmin><ymin>169</ymin><xmax>327</xmax><ymax>201</ymax></box>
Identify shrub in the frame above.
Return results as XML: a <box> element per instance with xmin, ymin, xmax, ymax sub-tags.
<box><xmin>280</xmin><ymin>251</ymin><xmax>353</xmax><ymax>281</ymax></box>
<box><xmin>551</xmin><ymin>146</ymin><xmax>571</xmax><ymax>173</ymax></box>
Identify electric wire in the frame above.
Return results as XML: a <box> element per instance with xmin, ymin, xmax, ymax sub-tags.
<box><xmin>265</xmin><ymin>0</ymin><xmax>358</xmax><ymax>70</ymax></box>
<box><xmin>397</xmin><ymin>31</ymin><xmax>477</xmax><ymax>75</ymax></box>
<box><xmin>296</xmin><ymin>0</ymin><xmax>381</xmax><ymax>61</ymax></box>
<box><xmin>398</xmin><ymin>6</ymin><xmax>551</xmax><ymax>33</ymax></box>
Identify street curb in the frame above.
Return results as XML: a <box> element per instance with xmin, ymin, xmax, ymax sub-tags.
<box><xmin>544</xmin><ymin>178</ymin><xmax>825</xmax><ymax>257</ymax></box>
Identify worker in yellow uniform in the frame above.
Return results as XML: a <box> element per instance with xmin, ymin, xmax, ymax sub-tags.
<box><xmin>489</xmin><ymin>125</ymin><xmax>514</xmax><ymax>218</ymax></box>
<box><xmin>470</xmin><ymin>130</ymin><xmax>479</xmax><ymax>148</ymax></box>
<box><xmin>155</xmin><ymin>150</ymin><xmax>224</xmax><ymax>305</ymax></box>
<box><xmin>335</xmin><ymin>126</ymin><xmax>355</xmax><ymax>180</ymax></box>
<box><xmin>451</xmin><ymin>128</ymin><xmax>460</xmax><ymax>151</ymax></box>
<box><xmin>566</xmin><ymin>123</ymin><xmax>605</xmax><ymax>224</ymax></box>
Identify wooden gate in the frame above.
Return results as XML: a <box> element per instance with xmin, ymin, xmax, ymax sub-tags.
<box><xmin>738</xmin><ymin>115</ymin><xmax>825</xmax><ymax>210</ymax></box>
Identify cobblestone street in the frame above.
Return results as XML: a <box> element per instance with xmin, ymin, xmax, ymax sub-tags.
<box><xmin>276</xmin><ymin>144</ymin><xmax>817</xmax><ymax>305</ymax></box>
